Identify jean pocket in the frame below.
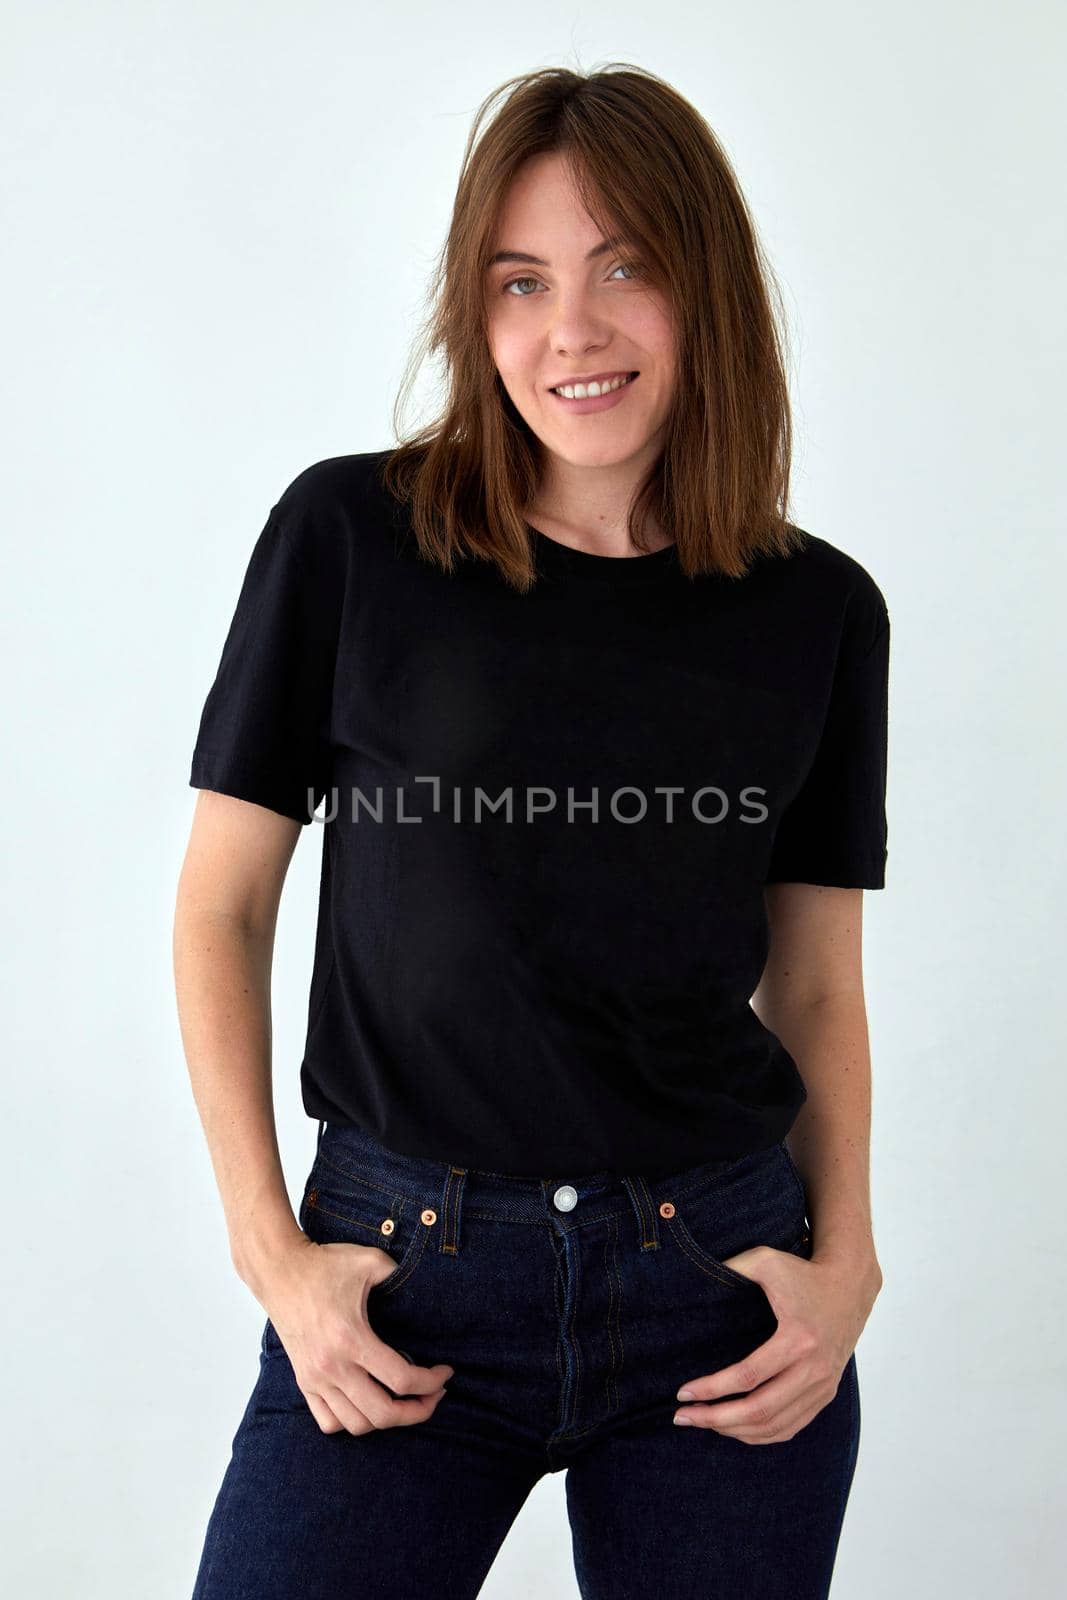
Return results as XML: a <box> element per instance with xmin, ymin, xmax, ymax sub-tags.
<box><xmin>297</xmin><ymin>1149</ymin><xmax>437</xmax><ymax>1298</ymax></box>
<box><xmin>658</xmin><ymin>1148</ymin><xmax>811</xmax><ymax>1292</ymax></box>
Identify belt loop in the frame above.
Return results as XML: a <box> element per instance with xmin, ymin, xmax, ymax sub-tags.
<box><xmin>438</xmin><ymin>1165</ymin><xmax>466</xmax><ymax>1256</ymax></box>
<box><xmin>316</xmin><ymin>1118</ymin><xmax>326</xmax><ymax>1151</ymax></box>
<box><xmin>621</xmin><ymin>1175</ymin><xmax>660</xmax><ymax>1251</ymax></box>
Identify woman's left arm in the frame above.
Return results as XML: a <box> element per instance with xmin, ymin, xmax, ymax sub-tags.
<box><xmin>754</xmin><ymin>880</ymin><xmax>884</xmax><ymax>1288</ymax></box>
<box><xmin>672</xmin><ymin>880</ymin><xmax>883</xmax><ymax>1442</ymax></box>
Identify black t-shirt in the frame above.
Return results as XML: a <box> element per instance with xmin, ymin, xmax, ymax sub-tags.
<box><xmin>189</xmin><ymin>450</ymin><xmax>890</xmax><ymax>1179</ymax></box>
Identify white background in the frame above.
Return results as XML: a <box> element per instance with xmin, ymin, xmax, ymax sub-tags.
<box><xmin>3</xmin><ymin>2</ymin><xmax>1065</xmax><ymax>1594</ymax></box>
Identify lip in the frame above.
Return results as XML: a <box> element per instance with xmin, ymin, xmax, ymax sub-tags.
<box><xmin>547</xmin><ymin>371</ymin><xmax>640</xmax><ymax>415</ymax></box>
<box><xmin>546</xmin><ymin>369</ymin><xmax>638</xmax><ymax>390</ymax></box>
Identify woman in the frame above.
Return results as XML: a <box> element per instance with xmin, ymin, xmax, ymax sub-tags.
<box><xmin>175</xmin><ymin>63</ymin><xmax>888</xmax><ymax>1599</ymax></box>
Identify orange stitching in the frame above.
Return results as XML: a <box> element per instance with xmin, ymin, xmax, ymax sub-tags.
<box><xmin>666</xmin><ymin>1215</ymin><xmax>756</xmax><ymax>1289</ymax></box>
<box><xmin>603</xmin><ymin>1215</ymin><xmax>622</xmax><ymax>1415</ymax></box>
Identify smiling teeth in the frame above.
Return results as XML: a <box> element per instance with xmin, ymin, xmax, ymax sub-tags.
<box><xmin>552</xmin><ymin>373</ymin><xmax>636</xmax><ymax>399</ymax></box>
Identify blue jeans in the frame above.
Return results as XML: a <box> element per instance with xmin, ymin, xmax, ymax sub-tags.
<box><xmin>191</xmin><ymin>1120</ymin><xmax>860</xmax><ymax>1598</ymax></box>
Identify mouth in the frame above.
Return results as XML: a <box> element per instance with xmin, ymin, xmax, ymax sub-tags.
<box><xmin>547</xmin><ymin>371</ymin><xmax>640</xmax><ymax>413</ymax></box>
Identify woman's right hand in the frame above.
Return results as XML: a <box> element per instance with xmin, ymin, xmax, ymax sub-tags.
<box><xmin>260</xmin><ymin>1233</ymin><xmax>456</xmax><ymax>1435</ymax></box>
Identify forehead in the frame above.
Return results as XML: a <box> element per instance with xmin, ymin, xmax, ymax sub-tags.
<box><xmin>487</xmin><ymin>154</ymin><xmax>622</xmax><ymax>262</ymax></box>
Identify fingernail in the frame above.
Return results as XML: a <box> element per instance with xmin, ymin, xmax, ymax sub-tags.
<box><xmin>676</xmin><ymin>1388</ymin><xmax>696</xmax><ymax>1401</ymax></box>
<box><xmin>674</xmin><ymin>1413</ymin><xmax>694</xmax><ymax>1425</ymax></box>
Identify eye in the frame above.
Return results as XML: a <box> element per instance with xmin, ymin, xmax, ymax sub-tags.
<box><xmin>503</xmin><ymin>276</ymin><xmax>540</xmax><ymax>297</ymax></box>
<box><xmin>501</xmin><ymin>260</ymin><xmax>646</xmax><ymax>297</ymax></box>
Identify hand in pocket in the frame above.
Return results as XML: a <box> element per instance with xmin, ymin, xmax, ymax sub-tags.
<box><xmin>673</xmin><ymin>1242</ymin><xmax>880</xmax><ymax>1444</ymax></box>
<box><xmin>262</xmin><ymin>1233</ymin><xmax>455</xmax><ymax>1435</ymax></box>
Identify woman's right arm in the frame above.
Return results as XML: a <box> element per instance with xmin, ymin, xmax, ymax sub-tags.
<box><xmin>172</xmin><ymin>789</ymin><xmax>454</xmax><ymax>1433</ymax></box>
<box><xmin>173</xmin><ymin>790</ymin><xmax>304</xmax><ymax>1289</ymax></box>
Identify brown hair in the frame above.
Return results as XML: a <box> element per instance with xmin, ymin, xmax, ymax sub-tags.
<box><xmin>379</xmin><ymin>61</ymin><xmax>805</xmax><ymax>592</ymax></box>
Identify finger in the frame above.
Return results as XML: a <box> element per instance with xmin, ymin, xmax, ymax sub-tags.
<box><xmin>341</xmin><ymin>1368</ymin><xmax>448</xmax><ymax>1431</ymax></box>
<box><xmin>305</xmin><ymin>1391</ymin><xmax>345</xmax><ymax>1434</ymax></box>
<box><xmin>676</xmin><ymin>1329</ymin><xmax>788</xmax><ymax>1403</ymax></box>
<box><xmin>676</xmin><ymin>1367</ymin><xmax>802</xmax><ymax>1433</ymax></box>
<box><xmin>357</xmin><ymin>1323</ymin><xmax>455</xmax><ymax>1398</ymax></box>
<box><xmin>685</xmin><ymin>1362</ymin><xmax>839</xmax><ymax>1440</ymax></box>
<box><xmin>319</xmin><ymin>1382</ymin><xmax>376</xmax><ymax>1435</ymax></box>
<box><xmin>726</xmin><ymin>1391</ymin><xmax>822</xmax><ymax>1444</ymax></box>
<box><xmin>714</xmin><ymin>1388</ymin><xmax>824</xmax><ymax>1444</ymax></box>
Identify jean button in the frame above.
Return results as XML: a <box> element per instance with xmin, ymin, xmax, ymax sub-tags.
<box><xmin>553</xmin><ymin>1184</ymin><xmax>578</xmax><ymax>1212</ymax></box>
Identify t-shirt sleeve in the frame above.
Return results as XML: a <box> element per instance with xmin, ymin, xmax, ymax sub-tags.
<box><xmin>765</xmin><ymin>599</ymin><xmax>890</xmax><ymax>889</ymax></box>
<box><xmin>188</xmin><ymin>507</ymin><xmax>337</xmax><ymax>825</ymax></box>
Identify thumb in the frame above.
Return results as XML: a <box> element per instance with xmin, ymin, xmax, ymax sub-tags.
<box><xmin>720</xmin><ymin>1247</ymin><xmax>764</xmax><ymax>1282</ymax></box>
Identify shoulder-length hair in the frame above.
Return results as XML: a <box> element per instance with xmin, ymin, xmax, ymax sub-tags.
<box><xmin>379</xmin><ymin>62</ymin><xmax>805</xmax><ymax>593</ymax></box>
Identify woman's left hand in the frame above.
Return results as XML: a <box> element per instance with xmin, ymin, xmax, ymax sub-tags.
<box><xmin>672</xmin><ymin>1244</ymin><xmax>882</xmax><ymax>1444</ymax></box>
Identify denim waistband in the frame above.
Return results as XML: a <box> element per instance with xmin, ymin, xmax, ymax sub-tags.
<box><xmin>313</xmin><ymin>1118</ymin><xmax>790</xmax><ymax>1251</ymax></box>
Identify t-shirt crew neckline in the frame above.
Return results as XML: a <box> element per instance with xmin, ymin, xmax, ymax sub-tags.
<box><xmin>526</xmin><ymin>523</ymin><xmax>681</xmax><ymax>583</ymax></box>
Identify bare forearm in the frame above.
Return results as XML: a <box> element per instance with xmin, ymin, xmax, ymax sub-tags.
<box><xmin>761</xmin><ymin>992</ymin><xmax>882</xmax><ymax>1281</ymax></box>
<box><xmin>173</xmin><ymin>904</ymin><xmax>304</xmax><ymax>1298</ymax></box>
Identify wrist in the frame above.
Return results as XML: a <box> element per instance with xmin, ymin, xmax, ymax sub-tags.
<box><xmin>809</xmin><ymin>1229</ymin><xmax>882</xmax><ymax>1286</ymax></box>
<box><xmin>231</xmin><ymin>1211</ymin><xmax>309</xmax><ymax>1301</ymax></box>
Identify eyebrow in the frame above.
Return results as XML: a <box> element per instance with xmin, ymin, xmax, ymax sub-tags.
<box><xmin>486</xmin><ymin>234</ymin><xmax>630</xmax><ymax>269</ymax></box>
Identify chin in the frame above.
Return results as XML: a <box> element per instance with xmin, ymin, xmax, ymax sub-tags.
<box><xmin>547</xmin><ymin>442</ymin><xmax>647</xmax><ymax>470</ymax></box>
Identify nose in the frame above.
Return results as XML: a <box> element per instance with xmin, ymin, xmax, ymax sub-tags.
<box><xmin>546</xmin><ymin>291</ymin><xmax>615</xmax><ymax>358</ymax></box>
